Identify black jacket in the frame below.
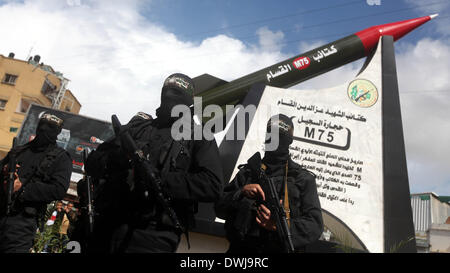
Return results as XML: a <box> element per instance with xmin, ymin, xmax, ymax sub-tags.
<box><xmin>0</xmin><ymin>143</ymin><xmax>72</xmax><ymax>216</ymax></box>
<box><xmin>215</xmin><ymin>153</ymin><xmax>323</xmax><ymax>252</ymax></box>
<box><xmin>86</xmin><ymin>117</ymin><xmax>224</xmax><ymax>230</ymax></box>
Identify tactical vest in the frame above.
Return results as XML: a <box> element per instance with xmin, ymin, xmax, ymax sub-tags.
<box><xmin>129</xmin><ymin>120</ymin><xmax>197</xmax><ymax>230</ymax></box>
<box><xmin>9</xmin><ymin>144</ymin><xmax>68</xmax><ymax>219</ymax></box>
<box><xmin>33</xmin><ymin>146</ymin><xmax>68</xmax><ymax>184</ymax></box>
<box><xmin>226</xmin><ymin>160</ymin><xmax>314</xmax><ymax>247</ymax></box>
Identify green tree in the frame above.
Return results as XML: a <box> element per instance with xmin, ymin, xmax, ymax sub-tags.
<box><xmin>32</xmin><ymin>202</ymin><xmax>68</xmax><ymax>253</ymax></box>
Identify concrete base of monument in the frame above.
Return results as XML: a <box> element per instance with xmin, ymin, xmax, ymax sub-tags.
<box><xmin>175</xmin><ymin>232</ymin><xmax>367</xmax><ymax>253</ymax></box>
<box><xmin>176</xmin><ymin>232</ymin><xmax>229</xmax><ymax>253</ymax></box>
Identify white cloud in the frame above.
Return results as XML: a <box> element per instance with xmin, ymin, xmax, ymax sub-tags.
<box><xmin>297</xmin><ymin>40</ymin><xmax>326</xmax><ymax>53</ymax></box>
<box><xmin>407</xmin><ymin>159</ymin><xmax>450</xmax><ymax>195</ymax></box>
<box><xmin>404</xmin><ymin>0</ymin><xmax>450</xmax><ymax>14</ymax></box>
<box><xmin>395</xmin><ymin>38</ymin><xmax>450</xmax><ymax>195</ymax></box>
<box><xmin>0</xmin><ymin>0</ymin><xmax>287</xmax><ymax>123</ymax></box>
<box><xmin>1</xmin><ymin>1</ymin><xmax>449</xmax><ymax>194</ymax></box>
<box><xmin>396</xmin><ymin>38</ymin><xmax>450</xmax><ymax>91</ymax></box>
<box><xmin>404</xmin><ymin>0</ymin><xmax>450</xmax><ymax>36</ymax></box>
<box><xmin>256</xmin><ymin>26</ymin><xmax>284</xmax><ymax>52</ymax></box>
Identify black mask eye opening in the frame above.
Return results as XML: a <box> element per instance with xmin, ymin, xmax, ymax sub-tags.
<box><xmin>161</xmin><ymin>88</ymin><xmax>194</xmax><ymax>107</ymax></box>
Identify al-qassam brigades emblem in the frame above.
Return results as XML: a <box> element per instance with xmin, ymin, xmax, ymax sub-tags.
<box><xmin>347</xmin><ymin>79</ymin><xmax>378</xmax><ymax>108</ymax></box>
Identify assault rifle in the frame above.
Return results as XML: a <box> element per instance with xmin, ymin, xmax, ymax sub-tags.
<box><xmin>5</xmin><ymin>137</ymin><xmax>18</xmax><ymax>215</ymax></box>
<box><xmin>111</xmin><ymin>114</ymin><xmax>184</xmax><ymax>234</ymax></box>
<box><xmin>248</xmin><ymin>152</ymin><xmax>295</xmax><ymax>253</ymax></box>
<box><xmin>82</xmin><ymin>149</ymin><xmax>95</xmax><ymax>234</ymax></box>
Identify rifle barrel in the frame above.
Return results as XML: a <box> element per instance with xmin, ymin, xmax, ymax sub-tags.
<box><xmin>82</xmin><ymin>148</ymin><xmax>95</xmax><ymax>234</ymax></box>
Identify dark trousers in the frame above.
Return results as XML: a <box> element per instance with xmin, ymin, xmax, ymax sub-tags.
<box><xmin>0</xmin><ymin>212</ymin><xmax>37</xmax><ymax>253</ymax></box>
<box><xmin>109</xmin><ymin>223</ymin><xmax>180</xmax><ymax>253</ymax></box>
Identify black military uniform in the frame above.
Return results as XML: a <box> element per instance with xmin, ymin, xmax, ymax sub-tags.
<box><xmin>86</xmin><ymin>74</ymin><xmax>224</xmax><ymax>253</ymax></box>
<box><xmin>215</xmin><ymin>114</ymin><xmax>323</xmax><ymax>253</ymax></box>
<box><xmin>71</xmin><ymin>177</ymin><xmax>92</xmax><ymax>252</ymax></box>
<box><xmin>80</xmin><ymin>113</ymin><xmax>148</xmax><ymax>253</ymax></box>
<box><xmin>0</xmin><ymin>114</ymin><xmax>72</xmax><ymax>253</ymax></box>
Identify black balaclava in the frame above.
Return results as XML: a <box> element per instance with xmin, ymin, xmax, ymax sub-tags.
<box><xmin>31</xmin><ymin>114</ymin><xmax>63</xmax><ymax>149</ymax></box>
<box><xmin>156</xmin><ymin>73</ymin><xmax>195</xmax><ymax>127</ymax></box>
<box><xmin>125</xmin><ymin>111</ymin><xmax>153</xmax><ymax>139</ymax></box>
<box><xmin>264</xmin><ymin>114</ymin><xmax>294</xmax><ymax>168</ymax></box>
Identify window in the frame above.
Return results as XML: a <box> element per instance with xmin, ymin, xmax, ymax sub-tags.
<box><xmin>62</xmin><ymin>100</ymin><xmax>73</xmax><ymax>112</ymax></box>
<box><xmin>9</xmin><ymin>127</ymin><xmax>18</xmax><ymax>133</ymax></box>
<box><xmin>16</xmin><ymin>99</ymin><xmax>33</xmax><ymax>113</ymax></box>
<box><xmin>41</xmin><ymin>78</ymin><xmax>56</xmax><ymax>96</ymax></box>
<box><xmin>0</xmin><ymin>99</ymin><xmax>6</xmax><ymax>110</ymax></box>
<box><xmin>2</xmin><ymin>74</ymin><xmax>18</xmax><ymax>85</ymax></box>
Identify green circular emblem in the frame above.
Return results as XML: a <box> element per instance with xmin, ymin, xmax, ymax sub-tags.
<box><xmin>347</xmin><ymin>79</ymin><xmax>378</xmax><ymax>108</ymax></box>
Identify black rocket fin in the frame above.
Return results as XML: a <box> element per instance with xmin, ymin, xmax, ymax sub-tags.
<box><xmin>192</xmin><ymin>74</ymin><xmax>228</xmax><ymax>95</ymax></box>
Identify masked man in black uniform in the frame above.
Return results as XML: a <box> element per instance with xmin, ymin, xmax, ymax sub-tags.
<box><xmin>0</xmin><ymin>114</ymin><xmax>72</xmax><ymax>253</ymax></box>
<box><xmin>215</xmin><ymin>114</ymin><xmax>323</xmax><ymax>253</ymax></box>
<box><xmin>85</xmin><ymin>73</ymin><xmax>224</xmax><ymax>253</ymax></box>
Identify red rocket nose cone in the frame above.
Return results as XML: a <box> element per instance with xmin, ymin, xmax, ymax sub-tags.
<box><xmin>355</xmin><ymin>14</ymin><xmax>437</xmax><ymax>55</ymax></box>
<box><xmin>379</xmin><ymin>15</ymin><xmax>435</xmax><ymax>41</ymax></box>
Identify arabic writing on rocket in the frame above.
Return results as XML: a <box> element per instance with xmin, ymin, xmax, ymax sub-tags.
<box><xmin>266</xmin><ymin>64</ymin><xmax>292</xmax><ymax>82</ymax></box>
<box><xmin>313</xmin><ymin>45</ymin><xmax>338</xmax><ymax>63</ymax></box>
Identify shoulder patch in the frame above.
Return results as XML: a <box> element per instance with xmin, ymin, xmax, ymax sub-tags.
<box><xmin>135</xmin><ymin>112</ymin><xmax>152</xmax><ymax>120</ymax></box>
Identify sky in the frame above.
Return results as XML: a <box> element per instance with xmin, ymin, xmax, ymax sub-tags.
<box><xmin>0</xmin><ymin>0</ymin><xmax>449</xmax><ymax>195</ymax></box>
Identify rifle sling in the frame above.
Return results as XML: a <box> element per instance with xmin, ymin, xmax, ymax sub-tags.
<box><xmin>284</xmin><ymin>161</ymin><xmax>290</xmax><ymax>229</ymax></box>
<box><xmin>261</xmin><ymin>161</ymin><xmax>291</xmax><ymax>228</ymax></box>
<box><xmin>160</xmin><ymin>139</ymin><xmax>191</xmax><ymax>249</ymax></box>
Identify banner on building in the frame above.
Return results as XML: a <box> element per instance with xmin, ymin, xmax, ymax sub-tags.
<box><xmin>17</xmin><ymin>104</ymin><xmax>114</xmax><ymax>175</ymax></box>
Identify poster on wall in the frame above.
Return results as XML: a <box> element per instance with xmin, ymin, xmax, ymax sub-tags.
<box><xmin>17</xmin><ymin>104</ymin><xmax>114</xmax><ymax>177</ymax></box>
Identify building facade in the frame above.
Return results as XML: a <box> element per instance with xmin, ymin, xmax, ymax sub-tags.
<box><xmin>411</xmin><ymin>192</ymin><xmax>450</xmax><ymax>253</ymax></box>
<box><xmin>0</xmin><ymin>53</ymin><xmax>81</xmax><ymax>158</ymax></box>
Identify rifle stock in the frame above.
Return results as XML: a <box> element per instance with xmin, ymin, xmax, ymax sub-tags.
<box><xmin>6</xmin><ymin>137</ymin><xmax>17</xmax><ymax>215</ymax></box>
